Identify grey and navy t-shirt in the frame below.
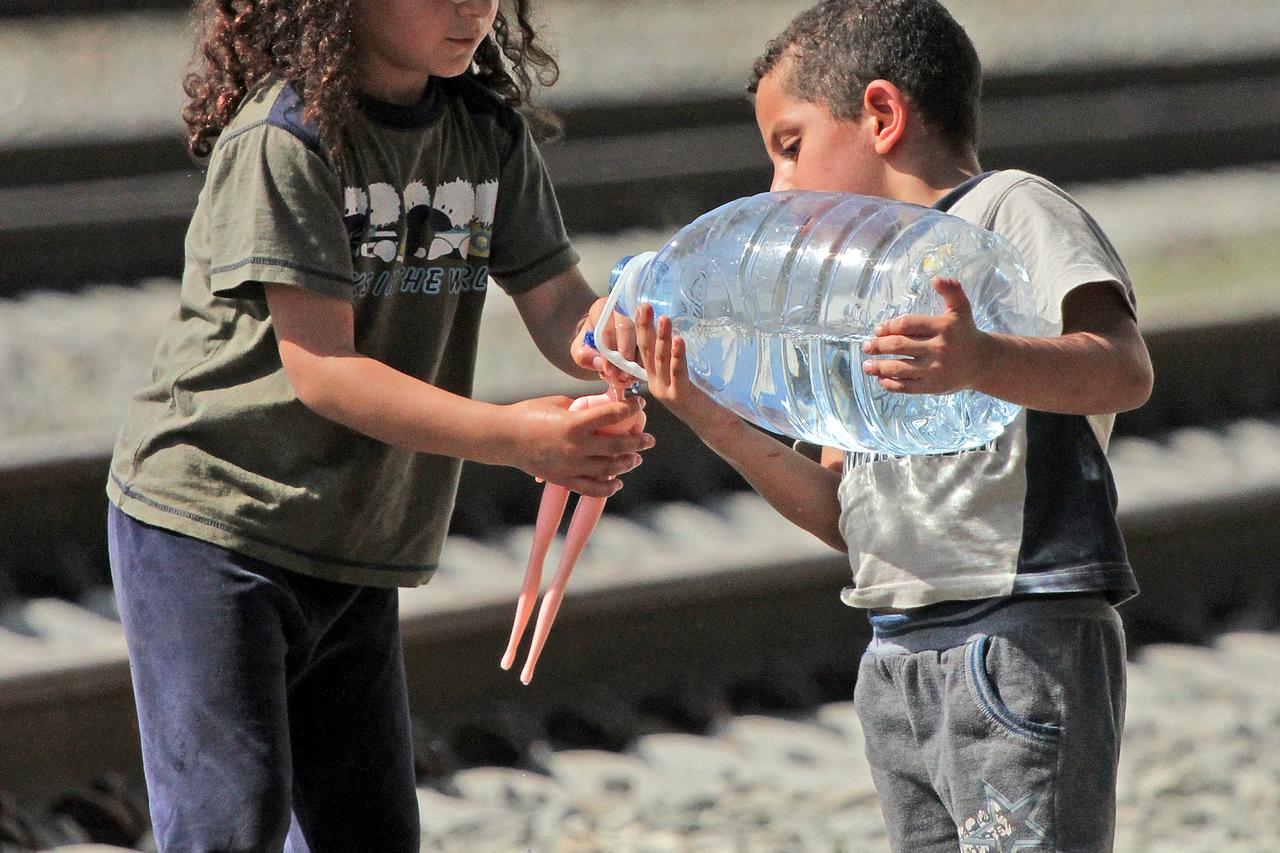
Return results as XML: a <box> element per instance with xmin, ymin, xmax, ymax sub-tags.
<box><xmin>837</xmin><ymin>170</ymin><xmax>1139</xmax><ymax>609</ymax></box>
<box><xmin>108</xmin><ymin>74</ymin><xmax>578</xmax><ymax>587</ymax></box>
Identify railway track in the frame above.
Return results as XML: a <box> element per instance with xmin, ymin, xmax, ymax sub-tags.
<box><xmin>4</xmin><ymin>308</ymin><xmax>1276</xmax><ymax>597</ymax></box>
<box><xmin>3</xmin><ymin>53</ymin><xmax>1280</xmax><ymax>295</ymax></box>
<box><xmin>2</xmin><ymin>416</ymin><xmax>1279</xmax><ymax>845</ymax></box>
<box><xmin>2</xmin><ymin>311</ymin><xmax>1279</xmax><ymax>825</ymax></box>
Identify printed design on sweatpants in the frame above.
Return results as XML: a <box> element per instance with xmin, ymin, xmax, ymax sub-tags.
<box><xmin>343</xmin><ymin>177</ymin><xmax>498</xmax><ymax>264</ymax></box>
<box><xmin>958</xmin><ymin>781</ymin><xmax>1050</xmax><ymax>852</ymax></box>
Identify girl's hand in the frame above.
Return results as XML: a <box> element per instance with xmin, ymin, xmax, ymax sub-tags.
<box><xmin>634</xmin><ymin>303</ymin><xmax>739</xmax><ymax>440</ymax></box>
<box><xmin>501</xmin><ymin>395</ymin><xmax>653</xmax><ymax>497</ymax></box>
<box><xmin>572</xmin><ymin>296</ymin><xmax>637</xmax><ymax>387</ymax></box>
<box><xmin>859</xmin><ymin>277</ymin><xmax>994</xmax><ymax>394</ymax></box>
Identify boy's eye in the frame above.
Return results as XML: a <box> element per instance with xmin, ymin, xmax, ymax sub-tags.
<box><xmin>780</xmin><ymin>138</ymin><xmax>800</xmax><ymax>158</ymax></box>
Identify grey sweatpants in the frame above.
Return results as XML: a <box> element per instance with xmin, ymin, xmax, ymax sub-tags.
<box><xmin>854</xmin><ymin>594</ymin><xmax>1126</xmax><ymax>853</ymax></box>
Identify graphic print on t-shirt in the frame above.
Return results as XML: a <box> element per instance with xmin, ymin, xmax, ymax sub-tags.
<box><xmin>343</xmin><ymin>177</ymin><xmax>497</xmax><ymax>265</ymax></box>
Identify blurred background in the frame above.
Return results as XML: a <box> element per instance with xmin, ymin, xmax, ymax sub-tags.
<box><xmin>1</xmin><ymin>1</ymin><xmax>1279</xmax><ymax>850</ymax></box>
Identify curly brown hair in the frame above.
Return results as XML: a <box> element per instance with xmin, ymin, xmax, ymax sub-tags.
<box><xmin>182</xmin><ymin>0</ymin><xmax>561</xmax><ymax>161</ymax></box>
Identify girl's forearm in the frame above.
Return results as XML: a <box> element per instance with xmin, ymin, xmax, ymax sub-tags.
<box><xmin>288</xmin><ymin>350</ymin><xmax>515</xmax><ymax>465</ymax></box>
<box><xmin>698</xmin><ymin>418</ymin><xmax>846</xmax><ymax>551</ymax></box>
<box><xmin>510</xmin><ymin>265</ymin><xmax>603</xmax><ymax>380</ymax></box>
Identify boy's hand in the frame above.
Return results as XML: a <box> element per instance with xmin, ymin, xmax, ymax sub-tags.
<box><xmin>502</xmin><ymin>395</ymin><xmax>653</xmax><ymax>497</ymax></box>
<box><xmin>635</xmin><ymin>303</ymin><xmax>739</xmax><ymax>440</ymax></box>
<box><xmin>860</xmin><ymin>277</ymin><xmax>994</xmax><ymax>394</ymax></box>
<box><xmin>572</xmin><ymin>296</ymin><xmax>638</xmax><ymax>386</ymax></box>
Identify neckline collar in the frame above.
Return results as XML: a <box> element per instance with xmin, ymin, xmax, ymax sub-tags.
<box><xmin>932</xmin><ymin>170</ymin><xmax>997</xmax><ymax>212</ymax></box>
<box><xmin>357</xmin><ymin>79</ymin><xmax>442</xmax><ymax>130</ymax></box>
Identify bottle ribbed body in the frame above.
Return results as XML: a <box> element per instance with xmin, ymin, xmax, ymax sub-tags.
<box><xmin>615</xmin><ymin>191</ymin><xmax>1043</xmax><ymax>455</ymax></box>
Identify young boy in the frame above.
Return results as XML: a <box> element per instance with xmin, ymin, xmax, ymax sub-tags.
<box><xmin>625</xmin><ymin>1</ymin><xmax>1153</xmax><ymax>850</ymax></box>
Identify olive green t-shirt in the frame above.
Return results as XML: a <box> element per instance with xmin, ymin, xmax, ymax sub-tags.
<box><xmin>107</xmin><ymin>74</ymin><xmax>578</xmax><ymax>587</ymax></box>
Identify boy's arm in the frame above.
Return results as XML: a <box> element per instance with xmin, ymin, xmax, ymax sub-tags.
<box><xmin>264</xmin><ymin>283</ymin><xmax>652</xmax><ymax>498</ymax></box>
<box><xmin>861</xmin><ymin>277</ymin><xmax>1153</xmax><ymax>414</ymax></box>
<box><xmin>635</xmin><ymin>304</ymin><xmax>846</xmax><ymax>551</ymax></box>
<box><xmin>701</xmin><ymin>419</ymin><xmax>846</xmax><ymax>551</ymax></box>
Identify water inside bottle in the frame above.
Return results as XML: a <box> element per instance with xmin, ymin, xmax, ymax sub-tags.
<box><xmin>680</xmin><ymin>315</ymin><xmax>1016</xmax><ymax>453</ymax></box>
<box><xmin>631</xmin><ymin>192</ymin><xmax>1038</xmax><ymax>455</ymax></box>
<box><xmin>680</xmin><ymin>316</ymin><xmax>870</xmax><ymax>448</ymax></box>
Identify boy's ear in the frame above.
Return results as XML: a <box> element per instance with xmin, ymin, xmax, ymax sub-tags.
<box><xmin>863</xmin><ymin>79</ymin><xmax>908</xmax><ymax>155</ymax></box>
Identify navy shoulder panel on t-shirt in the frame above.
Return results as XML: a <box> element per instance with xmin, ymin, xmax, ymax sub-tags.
<box><xmin>265</xmin><ymin>83</ymin><xmax>322</xmax><ymax>154</ymax></box>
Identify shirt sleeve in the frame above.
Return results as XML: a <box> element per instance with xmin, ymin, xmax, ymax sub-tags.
<box><xmin>206</xmin><ymin>125</ymin><xmax>354</xmax><ymax>301</ymax></box>
<box><xmin>989</xmin><ymin>177</ymin><xmax>1137</xmax><ymax>331</ymax></box>
<box><xmin>485</xmin><ymin>115</ymin><xmax>579</xmax><ymax>295</ymax></box>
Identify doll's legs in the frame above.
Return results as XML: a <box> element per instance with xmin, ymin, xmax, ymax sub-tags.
<box><xmin>519</xmin><ymin>494</ymin><xmax>606</xmax><ymax>684</ymax></box>
<box><xmin>501</xmin><ymin>483</ymin><xmax>570</xmax><ymax>670</ymax></box>
<box><xmin>507</xmin><ymin>387</ymin><xmax>644</xmax><ymax>683</ymax></box>
<box><xmin>108</xmin><ymin>505</ymin><xmax>418</xmax><ymax>853</ymax></box>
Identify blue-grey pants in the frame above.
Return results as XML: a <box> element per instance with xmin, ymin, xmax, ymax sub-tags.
<box><xmin>107</xmin><ymin>504</ymin><xmax>420</xmax><ymax>853</ymax></box>
<box><xmin>854</xmin><ymin>594</ymin><xmax>1127</xmax><ymax>853</ymax></box>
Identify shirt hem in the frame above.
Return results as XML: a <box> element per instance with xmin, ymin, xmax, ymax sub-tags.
<box><xmin>209</xmin><ymin>258</ymin><xmax>354</xmax><ymax>301</ymax></box>
<box><xmin>842</xmin><ymin>562</ymin><xmax>1138</xmax><ymax>610</ymax></box>
<box><xmin>106</xmin><ymin>478</ymin><xmax>434</xmax><ymax>589</ymax></box>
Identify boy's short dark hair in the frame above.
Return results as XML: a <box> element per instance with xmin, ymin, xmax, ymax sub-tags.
<box><xmin>749</xmin><ymin>0</ymin><xmax>982</xmax><ymax>154</ymax></box>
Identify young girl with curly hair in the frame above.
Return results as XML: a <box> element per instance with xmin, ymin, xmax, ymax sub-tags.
<box><xmin>106</xmin><ymin>1</ymin><xmax>652</xmax><ymax>849</ymax></box>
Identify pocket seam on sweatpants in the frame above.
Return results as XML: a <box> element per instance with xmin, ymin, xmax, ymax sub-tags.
<box><xmin>964</xmin><ymin>634</ymin><xmax>1064</xmax><ymax>747</ymax></box>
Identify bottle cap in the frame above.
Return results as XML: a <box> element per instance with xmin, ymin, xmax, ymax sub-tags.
<box><xmin>609</xmin><ymin>255</ymin><xmax>633</xmax><ymax>289</ymax></box>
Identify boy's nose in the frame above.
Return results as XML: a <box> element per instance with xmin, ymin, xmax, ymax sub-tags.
<box><xmin>770</xmin><ymin>172</ymin><xmax>792</xmax><ymax>192</ymax></box>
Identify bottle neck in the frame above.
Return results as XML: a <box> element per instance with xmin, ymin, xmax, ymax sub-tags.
<box><xmin>608</xmin><ymin>251</ymin><xmax>658</xmax><ymax>319</ymax></box>
<box><xmin>594</xmin><ymin>251</ymin><xmax>658</xmax><ymax>382</ymax></box>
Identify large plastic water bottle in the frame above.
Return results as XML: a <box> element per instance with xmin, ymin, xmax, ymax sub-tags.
<box><xmin>592</xmin><ymin>190</ymin><xmax>1047</xmax><ymax>455</ymax></box>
